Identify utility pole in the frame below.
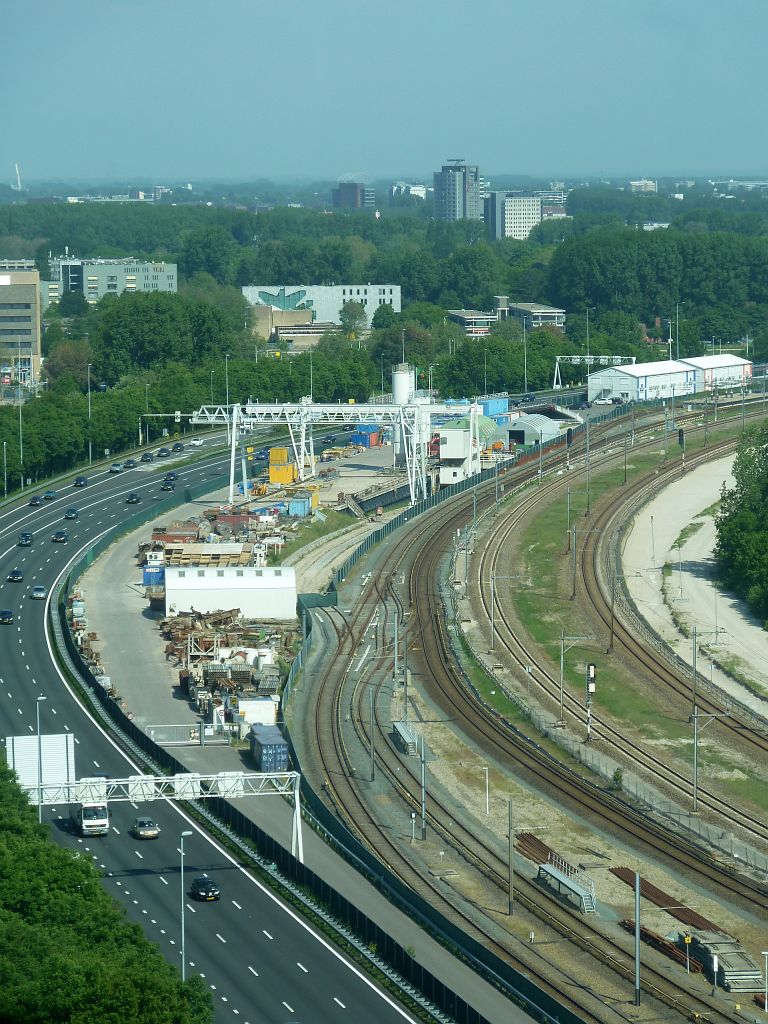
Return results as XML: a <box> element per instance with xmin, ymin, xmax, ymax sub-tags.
<box><xmin>559</xmin><ymin>631</ymin><xmax>592</xmax><ymax>725</ymax></box>
<box><xmin>369</xmin><ymin>687</ymin><xmax>375</xmax><ymax>782</ymax></box>
<box><xmin>420</xmin><ymin>734</ymin><xmax>427</xmax><ymax>840</ymax></box>
<box><xmin>585</xmin><ymin>415</ymin><xmax>591</xmax><ymax>514</ymax></box>
<box><xmin>508</xmin><ymin>798</ymin><xmax>515</xmax><ymax>916</ymax></box>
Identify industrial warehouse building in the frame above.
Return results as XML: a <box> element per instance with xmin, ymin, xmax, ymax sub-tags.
<box><xmin>587</xmin><ymin>355</ymin><xmax>752</xmax><ymax>403</ymax></box>
<box><xmin>507</xmin><ymin>413</ymin><xmax>563</xmax><ymax>447</ymax></box>
<box><xmin>165</xmin><ymin>565</ymin><xmax>297</xmax><ymax>620</ymax></box>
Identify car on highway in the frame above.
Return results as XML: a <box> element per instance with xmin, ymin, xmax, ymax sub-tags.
<box><xmin>322</xmin><ymin>435</ymin><xmax>336</xmax><ymax>445</ymax></box>
<box><xmin>73</xmin><ymin>475</ymin><xmax>88</xmax><ymax>487</ymax></box>
<box><xmin>6</xmin><ymin>568</ymin><xmax>23</xmax><ymax>582</ymax></box>
<box><xmin>63</xmin><ymin>507</ymin><xmax>79</xmax><ymax>520</ymax></box>
<box><xmin>190</xmin><ymin>876</ymin><xmax>220</xmax><ymax>901</ymax></box>
<box><xmin>131</xmin><ymin>817</ymin><xmax>160</xmax><ymax>840</ymax></box>
<box><xmin>123</xmin><ymin>458</ymin><xmax>138</xmax><ymax>469</ymax></box>
<box><xmin>30</xmin><ymin>585</ymin><xmax>47</xmax><ymax>600</ymax></box>
<box><xmin>109</xmin><ymin>462</ymin><xmax>124</xmax><ymax>473</ymax></box>
<box><xmin>43</xmin><ymin>489</ymin><xmax>57</xmax><ymax>501</ymax></box>
<box><xmin>189</xmin><ymin>438</ymin><xmax>204</xmax><ymax>448</ymax></box>
<box><xmin>164</xmin><ymin>471</ymin><xmax>178</xmax><ymax>482</ymax></box>
<box><xmin>17</xmin><ymin>532</ymin><xmax>33</xmax><ymax>546</ymax></box>
<box><xmin>156</xmin><ymin>447</ymin><xmax>171</xmax><ymax>458</ymax></box>
<box><xmin>0</xmin><ymin>609</ymin><xmax>14</xmax><ymax>625</ymax></box>
<box><xmin>172</xmin><ymin>441</ymin><xmax>184</xmax><ymax>452</ymax></box>
<box><xmin>256</xmin><ymin>448</ymin><xmax>270</xmax><ymax>460</ymax></box>
<box><xmin>519</xmin><ymin>393</ymin><xmax>537</xmax><ymax>404</ymax></box>
<box><xmin>126</xmin><ymin>492</ymin><xmax>141</xmax><ymax>504</ymax></box>
<box><xmin>51</xmin><ymin>529</ymin><xmax>68</xmax><ymax>543</ymax></box>
<box><xmin>160</xmin><ymin>480</ymin><xmax>175</xmax><ymax>492</ymax></box>
<box><xmin>28</xmin><ymin>495</ymin><xmax>43</xmax><ymax>507</ymax></box>
<box><xmin>140</xmin><ymin>452</ymin><xmax>154</xmax><ymax>463</ymax></box>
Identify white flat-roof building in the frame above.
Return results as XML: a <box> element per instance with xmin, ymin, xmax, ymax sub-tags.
<box><xmin>242</xmin><ymin>284</ymin><xmax>401</xmax><ymax>328</ymax></box>
<box><xmin>588</xmin><ymin>360</ymin><xmax>697</xmax><ymax>403</ymax></box>
<box><xmin>165</xmin><ymin>564</ymin><xmax>297</xmax><ymax>620</ymax></box>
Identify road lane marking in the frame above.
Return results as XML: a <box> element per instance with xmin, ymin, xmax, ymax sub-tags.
<box><xmin>231</xmin><ymin>900</ymin><xmax>241</xmax><ymax>910</ymax></box>
<box><xmin>282</xmin><ymin>1004</ymin><xmax>293</xmax><ymax>1014</ymax></box>
<box><xmin>262</xmin><ymin>929</ymin><xmax>273</xmax><ymax>940</ymax></box>
<box><xmin>135</xmin><ymin>851</ymin><xmax>143</xmax><ymax>860</ymax></box>
<box><xmin>334</xmin><ymin>997</ymin><xmax>346</xmax><ymax>1008</ymax></box>
<box><xmin>247</xmin><ymin>966</ymin><xmax>259</xmax><ymax>977</ymax></box>
<box><xmin>160</xmin><ymin>876</ymin><xmax>168</xmax><ymax>885</ymax></box>
<box><xmin>297</xmin><ymin>962</ymin><xmax>308</xmax><ymax>973</ymax></box>
<box><xmin>216</xmin><ymin>933</ymin><xmax>226</xmax><ymax>943</ymax></box>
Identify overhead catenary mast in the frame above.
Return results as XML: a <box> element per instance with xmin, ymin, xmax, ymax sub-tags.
<box><xmin>12</xmin><ymin>164</ymin><xmax>22</xmax><ymax>191</ymax></box>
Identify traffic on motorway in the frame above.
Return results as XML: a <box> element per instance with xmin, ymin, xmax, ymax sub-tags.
<box><xmin>0</xmin><ymin>441</ymin><xmax>417</xmax><ymax>1024</ymax></box>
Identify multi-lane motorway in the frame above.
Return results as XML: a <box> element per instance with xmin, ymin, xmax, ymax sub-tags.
<box><xmin>0</xmin><ymin>444</ymin><xmax>416</xmax><ymax>1024</ymax></box>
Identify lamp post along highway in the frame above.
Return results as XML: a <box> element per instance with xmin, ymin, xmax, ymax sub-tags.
<box><xmin>87</xmin><ymin>363</ymin><xmax>92</xmax><ymax>465</ymax></box>
<box><xmin>36</xmin><ymin>695</ymin><xmax>46</xmax><ymax>824</ymax></box>
<box><xmin>180</xmin><ymin>830</ymin><xmax>193</xmax><ymax>981</ymax></box>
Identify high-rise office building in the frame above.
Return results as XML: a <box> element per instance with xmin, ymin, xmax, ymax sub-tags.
<box><xmin>0</xmin><ymin>260</ymin><xmax>42</xmax><ymax>383</ymax></box>
<box><xmin>332</xmin><ymin>180</ymin><xmax>376</xmax><ymax>211</ymax></box>
<box><xmin>485</xmin><ymin>193</ymin><xmax>542</xmax><ymax>240</ymax></box>
<box><xmin>433</xmin><ymin>160</ymin><xmax>483</xmax><ymax>221</ymax></box>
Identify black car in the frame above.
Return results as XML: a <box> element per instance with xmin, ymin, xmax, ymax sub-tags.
<box><xmin>28</xmin><ymin>495</ymin><xmax>42</xmax><ymax>507</ymax></box>
<box><xmin>140</xmin><ymin>452</ymin><xmax>154</xmax><ymax>463</ymax></box>
<box><xmin>63</xmin><ymin>507</ymin><xmax>79</xmax><ymax>520</ymax></box>
<box><xmin>520</xmin><ymin>393</ymin><xmax>537</xmax><ymax>404</ymax></box>
<box><xmin>172</xmin><ymin>441</ymin><xmax>184</xmax><ymax>452</ymax></box>
<box><xmin>51</xmin><ymin>530</ymin><xmax>68</xmax><ymax>543</ymax></box>
<box><xmin>160</xmin><ymin>480</ymin><xmax>175</xmax><ymax>492</ymax></box>
<box><xmin>123</xmin><ymin>458</ymin><xmax>138</xmax><ymax>469</ymax></box>
<box><xmin>164</xmin><ymin>471</ymin><xmax>178</xmax><ymax>482</ymax></box>
<box><xmin>322</xmin><ymin>435</ymin><xmax>336</xmax><ymax>445</ymax></box>
<box><xmin>0</xmin><ymin>610</ymin><xmax>14</xmax><ymax>625</ymax></box>
<box><xmin>73</xmin><ymin>476</ymin><xmax>88</xmax><ymax>487</ymax></box>
<box><xmin>126</xmin><ymin>492</ymin><xmax>141</xmax><ymax>504</ymax></box>
<box><xmin>6</xmin><ymin>568</ymin><xmax>23</xmax><ymax>582</ymax></box>
<box><xmin>190</xmin><ymin>876</ymin><xmax>220</xmax><ymax>902</ymax></box>
<box><xmin>17</xmin><ymin>532</ymin><xmax>33</xmax><ymax>547</ymax></box>
<box><xmin>156</xmin><ymin>447</ymin><xmax>171</xmax><ymax>458</ymax></box>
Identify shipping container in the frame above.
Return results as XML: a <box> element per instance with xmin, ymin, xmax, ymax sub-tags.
<box><xmin>288</xmin><ymin>496</ymin><xmax>311</xmax><ymax>518</ymax></box>
<box><xmin>481</xmin><ymin>397</ymin><xmax>509</xmax><ymax>418</ymax></box>
<box><xmin>351</xmin><ymin>430</ymin><xmax>381</xmax><ymax>448</ymax></box>
<box><xmin>143</xmin><ymin>566</ymin><xmax>165</xmax><ymax>586</ymax></box>
<box><xmin>269</xmin><ymin>463</ymin><xmax>297</xmax><ymax>485</ymax></box>
<box><xmin>269</xmin><ymin>447</ymin><xmax>289</xmax><ymax>464</ymax></box>
<box><xmin>249</xmin><ymin>724</ymin><xmax>289</xmax><ymax>771</ymax></box>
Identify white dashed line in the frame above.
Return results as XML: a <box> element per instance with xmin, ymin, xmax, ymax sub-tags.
<box><xmin>111</xmin><ymin>827</ymin><xmax>120</xmax><ymax>835</ymax></box>
<box><xmin>247</xmin><ymin>966</ymin><xmax>258</xmax><ymax>977</ymax></box>
<box><xmin>135</xmin><ymin>851</ymin><xmax>143</xmax><ymax>860</ymax></box>
<box><xmin>334</xmin><ymin>997</ymin><xmax>346</xmax><ymax>1008</ymax></box>
<box><xmin>262</xmin><ymin>930</ymin><xmax>273</xmax><ymax>940</ymax></box>
<box><xmin>160</xmin><ymin>876</ymin><xmax>168</xmax><ymax>885</ymax></box>
<box><xmin>215</xmin><ymin>933</ymin><xmax>226</xmax><ymax>944</ymax></box>
<box><xmin>231</xmin><ymin>900</ymin><xmax>241</xmax><ymax>910</ymax></box>
<box><xmin>282</xmin><ymin>1003</ymin><xmax>293</xmax><ymax>1014</ymax></box>
<box><xmin>297</xmin><ymin>962</ymin><xmax>307</xmax><ymax>973</ymax></box>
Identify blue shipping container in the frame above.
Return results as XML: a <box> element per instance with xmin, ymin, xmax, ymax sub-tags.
<box><xmin>143</xmin><ymin>566</ymin><xmax>165</xmax><ymax>586</ymax></box>
<box><xmin>481</xmin><ymin>397</ymin><xmax>509</xmax><ymax>417</ymax></box>
<box><xmin>288</xmin><ymin>497</ymin><xmax>311</xmax><ymax>518</ymax></box>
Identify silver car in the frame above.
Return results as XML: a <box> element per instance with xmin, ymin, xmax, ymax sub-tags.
<box><xmin>131</xmin><ymin>817</ymin><xmax>160</xmax><ymax>840</ymax></box>
<box><xmin>30</xmin><ymin>585</ymin><xmax>48</xmax><ymax>600</ymax></box>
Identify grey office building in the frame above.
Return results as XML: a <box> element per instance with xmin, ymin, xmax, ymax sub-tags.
<box><xmin>49</xmin><ymin>257</ymin><xmax>177</xmax><ymax>303</ymax></box>
<box><xmin>0</xmin><ymin>260</ymin><xmax>42</xmax><ymax>384</ymax></box>
<box><xmin>433</xmin><ymin>161</ymin><xmax>483</xmax><ymax>221</ymax></box>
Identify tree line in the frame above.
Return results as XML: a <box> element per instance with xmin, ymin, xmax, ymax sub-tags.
<box><xmin>715</xmin><ymin>422</ymin><xmax>768</xmax><ymax>626</ymax></box>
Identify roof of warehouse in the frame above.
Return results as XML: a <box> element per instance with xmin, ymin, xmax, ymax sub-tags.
<box><xmin>592</xmin><ymin>359</ymin><xmax>691</xmax><ymax>378</ymax></box>
<box><xmin>680</xmin><ymin>355</ymin><xmax>752</xmax><ymax>368</ymax></box>
<box><xmin>512</xmin><ymin>413</ymin><xmax>562</xmax><ymax>431</ymax></box>
<box><xmin>440</xmin><ymin>414</ymin><xmax>505</xmax><ymax>443</ymax></box>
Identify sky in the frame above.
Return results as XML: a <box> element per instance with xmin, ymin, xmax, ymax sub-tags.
<box><xmin>3</xmin><ymin>0</ymin><xmax>768</xmax><ymax>184</ymax></box>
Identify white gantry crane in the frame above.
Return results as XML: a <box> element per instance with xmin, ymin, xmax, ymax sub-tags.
<box><xmin>191</xmin><ymin>364</ymin><xmax>475</xmax><ymax>506</ymax></box>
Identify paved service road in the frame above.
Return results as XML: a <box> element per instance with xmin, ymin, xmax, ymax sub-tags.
<box><xmin>0</xmin><ymin>449</ymin><xmax>416</xmax><ymax>1024</ymax></box>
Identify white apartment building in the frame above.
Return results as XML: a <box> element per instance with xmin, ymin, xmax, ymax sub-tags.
<box><xmin>485</xmin><ymin>193</ymin><xmax>542</xmax><ymax>240</ymax></box>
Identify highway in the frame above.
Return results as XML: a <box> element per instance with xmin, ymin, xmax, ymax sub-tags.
<box><xmin>0</xmin><ymin>444</ymin><xmax>417</xmax><ymax>1024</ymax></box>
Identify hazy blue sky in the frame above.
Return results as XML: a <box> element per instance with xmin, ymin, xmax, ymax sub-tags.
<box><xmin>4</xmin><ymin>0</ymin><xmax>767</xmax><ymax>183</ymax></box>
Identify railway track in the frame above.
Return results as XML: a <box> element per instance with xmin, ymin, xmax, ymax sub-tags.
<box><xmin>298</xmin><ymin>404</ymin><xmax>767</xmax><ymax>1024</ymax></box>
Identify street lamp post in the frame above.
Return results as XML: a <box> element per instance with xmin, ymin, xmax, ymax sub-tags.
<box><xmin>585</xmin><ymin>307</ymin><xmax>595</xmax><ymax>362</ymax></box>
<box><xmin>483</xmin><ymin>348</ymin><xmax>487</xmax><ymax>396</ymax></box>
<box><xmin>87</xmin><ymin>363</ymin><xmax>93</xmax><ymax>465</ymax></box>
<box><xmin>210</xmin><ymin>369</ymin><xmax>215</xmax><ymax>405</ymax></box>
<box><xmin>675</xmin><ymin>301</ymin><xmax>684</xmax><ymax>361</ymax></box>
<box><xmin>481</xmin><ymin>766</ymin><xmax>489</xmax><ymax>816</ymax></box>
<box><xmin>225</xmin><ymin>354</ymin><xmax>231</xmax><ymax>443</ymax></box>
<box><xmin>3</xmin><ymin>439</ymin><xmax>6</xmax><ymax>499</ymax></box>
<box><xmin>36</xmin><ymin>695</ymin><xmax>46</xmax><ymax>824</ymax></box>
<box><xmin>145</xmin><ymin>382</ymin><xmax>150</xmax><ymax>413</ymax></box>
<box><xmin>180</xmin><ymin>830</ymin><xmax>193</xmax><ymax>981</ymax></box>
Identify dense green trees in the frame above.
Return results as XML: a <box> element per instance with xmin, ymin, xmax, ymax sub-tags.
<box><xmin>0</xmin><ymin>766</ymin><xmax>212</xmax><ymax>1023</ymax></box>
<box><xmin>715</xmin><ymin>422</ymin><xmax>768</xmax><ymax>626</ymax></box>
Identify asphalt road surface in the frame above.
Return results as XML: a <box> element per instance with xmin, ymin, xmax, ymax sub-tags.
<box><xmin>0</xmin><ymin>443</ymin><xmax>416</xmax><ymax>1024</ymax></box>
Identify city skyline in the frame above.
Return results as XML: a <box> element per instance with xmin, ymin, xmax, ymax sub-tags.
<box><xmin>3</xmin><ymin>0</ymin><xmax>768</xmax><ymax>182</ymax></box>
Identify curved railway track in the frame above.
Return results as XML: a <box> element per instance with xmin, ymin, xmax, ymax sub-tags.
<box><xmin>299</xmin><ymin>404</ymin><xmax>768</xmax><ymax>1024</ymax></box>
